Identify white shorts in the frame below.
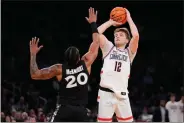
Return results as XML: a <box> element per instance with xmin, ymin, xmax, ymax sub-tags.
<box><xmin>97</xmin><ymin>90</ymin><xmax>133</xmax><ymax>122</ymax></box>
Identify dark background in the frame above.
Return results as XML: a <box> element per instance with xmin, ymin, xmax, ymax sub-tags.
<box><xmin>1</xmin><ymin>1</ymin><xmax>183</xmax><ymax>120</ymax></box>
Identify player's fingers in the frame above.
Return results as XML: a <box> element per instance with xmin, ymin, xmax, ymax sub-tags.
<box><xmin>88</xmin><ymin>8</ymin><xmax>90</xmax><ymax>15</ymax></box>
<box><xmin>96</xmin><ymin>10</ymin><xmax>98</xmax><ymax>16</ymax></box>
<box><xmin>91</xmin><ymin>8</ymin><xmax>94</xmax><ymax>14</ymax></box>
<box><xmin>34</xmin><ymin>37</ymin><xmax>37</xmax><ymax>44</ymax></box>
<box><xmin>38</xmin><ymin>45</ymin><xmax>43</xmax><ymax>51</ymax></box>
<box><xmin>95</xmin><ymin>11</ymin><xmax>98</xmax><ymax>21</ymax></box>
<box><xmin>33</xmin><ymin>37</ymin><xmax>35</xmax><ymax>44</ymax></box>
<box><xmin>85</xmin><ymin>17</ymin><xmax>89</xmax><ymax>22</ymax></box>
<box><xmin>124</xmin><ymin>8</ymin><xmax>129</xmax><ymax>13</ymax></box>
<box><xmin>32</xmin><ymin>38</ymin><xmax>35</xmax><ymax>45</ymax></box>
<box><xmin>33</xmin><ymin>37</ymin><xmax>36</xmax><ymax>44</ymax></box>
<box><xmin>89</xmin><ymin>7</ymin><xmax>92</xmax><ymax>15</ymax></box>
<box><xmin>125</xmin><ymin>8</ymin><xmax>129</xmax><ymax>11</ymax></box>
<box><xmin>36</xmin><ymin>38</ymin><xmax>40</xmax><ymax>46</ymax></box>
<box><xmin>30</xmin><ymin>40</ymin><xmax>32</xmax><ymax>46</ymax></box>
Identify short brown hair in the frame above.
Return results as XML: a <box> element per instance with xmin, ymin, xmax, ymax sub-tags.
<box><xmin>114</xmin><ymin>28</ymin><xmax>131</xmax><ymax>40</ymax></box>
<box><xmin>170</xmin><ymin>93</ymin><xmax>175</xmax><ymax>97</ymax></box>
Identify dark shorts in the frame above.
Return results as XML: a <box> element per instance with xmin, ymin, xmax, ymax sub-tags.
<box><xmin>50</xmin><ymin>104</ymin><xmax>88</xmax><ymax>122</ymax></box>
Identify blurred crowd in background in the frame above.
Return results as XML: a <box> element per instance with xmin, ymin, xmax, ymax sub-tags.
<box><xmin>1</xmin><ymin>50</ymin><xmax>183</xmax><ymax>122</ymax></box>
<box><xmin>2</xmin><ymin>1</ymin><xmax>183</xmax><ymax>122</ymax></box>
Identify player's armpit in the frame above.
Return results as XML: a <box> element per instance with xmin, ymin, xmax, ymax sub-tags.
<box><xmin>31</xmin><ymin>64</ymin><xmax>62</xmax><ymax>80</ymax></box>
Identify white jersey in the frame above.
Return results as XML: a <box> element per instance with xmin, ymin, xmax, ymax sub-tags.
<box><xmin>165</xmin><ymin>101</ymin><xmax>178</xmax><ymax>122</ymax></box>
<box><xmin>100</xmin><ymin>44</ymin><xmax>131</xmax><ymax>97</ymax></box>
<box><xmin>177</xmin><ymin>100</ymin><xmax>184</xmax><ymax>122</ymax></box>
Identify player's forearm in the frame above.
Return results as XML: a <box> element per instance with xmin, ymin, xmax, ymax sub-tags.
<box><xmin>97</xmin><ymin>20</ymin><xmax>113</xmax><ymax>34</ymax></box>
<box><xmin>92</xmin><ymin>33</ymin><xmax>99</xmax><ymax>43</ymax></box>
<box><xmin>30</xmin><ymin>54</ymin><xmax>39</xmax><ymax>77</ymax></box>
<box><xmin>127</xmin><ymin>16</ymin><xmax>139</xmax><ymax>38</ymax></box>
<box><xmin>90</xmin><ymin>22</ymin><xmax>100</xmax><ymax>52</ymax></box>
<box><xmin>91</xmin><ymin>22</ymin><xmax>99</xmax><ymax>43</ymax></box>
<box><xmin>88</xmin><ymin>41</ymin><xmax>99</xmax><ymax>54</ymax></box>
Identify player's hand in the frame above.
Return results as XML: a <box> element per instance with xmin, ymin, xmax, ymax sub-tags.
<box><xmin>85</xmin><ymin>7</ymin><xmax>98</xmax><ymax>23</ymax></box>
<box><xmin>124</xmin><ymin>8</ymin><xmax>131</xmax><ymax>21</ymax></box>
<box><xmin>109</xmin><ymin>19</ymin><xmax>122</xmax><ymax>27</ymax></box>
<box><xmin>30</xmin><ymin>37</ymin><xmax>43</xmax><ymax>55</ymax></box>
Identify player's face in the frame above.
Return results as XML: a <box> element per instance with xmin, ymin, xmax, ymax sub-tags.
<box><xmin>160</xmin><ymin>100</ymin><xmax>166</xmax><ymax>107</ymax></box>
<box><xmin>170</xmin><ymin>96</ymin><xmax>175</xmax><ymax>101</ymax></box>
<box><xmin>114</xmin><ymin>31</ymin><xmax>129</xmax><ymax>46</ymax></box>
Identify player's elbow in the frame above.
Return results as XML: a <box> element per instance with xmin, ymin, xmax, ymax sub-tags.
<box><xmin>31</xmin><ymin>74</ymin><xmax>38</xmax><ymax>80</ymax></box>
<box><xmin>97</xmin><ymin>27</ymin><xmax>103</xmax><ymax>34</ymax></box>
<box><xmin>93</xmin><ymin>38</ymin><xmax>99</xmax><ymax>44</ymax></box>
<box><xmin>99</xmin><ymin>34</ymin><xmax>106</xmax><ymax>48</ymax></box>
<box><xmin>30</xmin><ymin>72</ymin><xmax>41</xmax><ymax>80</ymax></box>
<box><xmin>92</xmin><ymin>33</ymin><xmax>99</xmax><ymax>43</ymax></box>
<box><xmin>133</xmin><ymin>34</ymin><xmax>139</xmax><ymax>41</ymax></box>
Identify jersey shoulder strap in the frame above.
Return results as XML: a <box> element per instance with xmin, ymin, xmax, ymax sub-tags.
<box><xmin>103</xmin><ymin>46</ymin><xmax>114</xmax><ymax>59</ymax></box>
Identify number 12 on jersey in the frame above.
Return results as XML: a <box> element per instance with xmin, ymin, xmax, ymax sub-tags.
<box><xmin>114</xmin><ymin>61</ymin><xmax>122</xmax><ymax>72</ymax></box>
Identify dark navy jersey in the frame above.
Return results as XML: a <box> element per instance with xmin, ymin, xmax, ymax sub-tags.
<box><xmin>59</xmin><ymin>60</ymin><xmax>89</xmax><ymax>106</ymax></box>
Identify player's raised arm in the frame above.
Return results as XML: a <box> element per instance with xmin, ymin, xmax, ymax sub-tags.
<box><xmin>82</xmin><ymin>7</ymin><xmax>99</xmax><ymax>68</ymax></box>
<box><xmin>29</xmin><ymin>37</ymin><xmax>62</xmax><ymax>80</ymax></box>
<box><xmin>97</xmin><ymin>17</ymin><xmax>122</xmax><ymax>47</ymax></box>
<box><xmin>97</xmin><ymin>20</ymin><xmax>113</xmax><ymax>34</ymax></box>
<box><xmin>125</xmin><ymin>8</ymin><xmax>139</xmax><ymax>55</ymax></box>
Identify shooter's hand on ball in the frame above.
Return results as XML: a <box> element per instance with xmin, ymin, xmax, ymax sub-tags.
<box><xmin>30</xmin><ymin>37</ymin><xmax>43</xmax><ymax>55</ymax></box>
<box><xmin>109</xmin><ymin>19</ymin><xmax>122</xmax><ymax>27</ymax></box>
<box><xmin>85</xmin><ymin>7</ymin><xmax>98</xmax><ymax>23</ymax></box>
<box><xmin>124</xmin><ymin>8</ymin><xmax>131</xmax><ymax>21</ymax></box>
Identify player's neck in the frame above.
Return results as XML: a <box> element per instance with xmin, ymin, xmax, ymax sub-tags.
<box><xmin>116</xmin><ymin>44</ymin><xmax>126</xmax><ymax>49</ymax></box>
<box><xmin>171</xmin><ymin>100</ymin><xmax>175</xmax><ymax>103</ymax></box>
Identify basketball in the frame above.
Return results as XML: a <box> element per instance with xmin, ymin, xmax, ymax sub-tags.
<box><xmin>110</xmin><ymin>7</ymin><xmax>127</xmax><ymax>24</ymax></box>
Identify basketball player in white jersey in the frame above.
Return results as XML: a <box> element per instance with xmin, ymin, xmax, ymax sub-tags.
<box><xmin>165</xmin><ymin>94</ymin><xmax>178</xmax><ymax>122</ymax></box>
<box><xmin>177</xmin><ymin>95</ymin><xmax>184</xmax><ymax>122</ymax></box>
<box><xmin>96</xmin><ymin>8</ymin><xmax>139</xmax><ymax>122</ymax></box>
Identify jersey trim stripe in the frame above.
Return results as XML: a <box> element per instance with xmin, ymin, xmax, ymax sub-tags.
<box><xmin>100</xmin><ymin>70</ymin><xmax>103</xmax><ymax>74</ymax></box>
<box><xmin>103</xmin><ymin>46</ymin><xmax>114</xmax><ymax>59</ymax></box>
<box><xmin>50</xmin><ymin>104</ymin><xmax>61</xmax><ymax>122</ymax></box>
<box><xmin>98</xmin><ymin>117</ymin><xmax>112</xmax><ymax>121</ymax></box>
<box><xmin>116</xmin><ymin>116</ymin><xmax>133</xmax><ymax>121</ymax></box>
<box><xmin>115</xmin><ymin>47</ymin><xmax>127</xmax><ymax>53</ymax></box>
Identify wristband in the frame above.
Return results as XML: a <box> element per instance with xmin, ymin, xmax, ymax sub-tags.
<box><xmin>90</xmin><ymin>22</ymin><xmax>98</xmax><ymax>33</ymax></box>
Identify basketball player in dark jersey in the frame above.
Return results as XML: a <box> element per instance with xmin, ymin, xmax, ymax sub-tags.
<box><xmin>29</xmin><ymin>7</ymin><xmax>99</xmax><ymax>122</ymax></box>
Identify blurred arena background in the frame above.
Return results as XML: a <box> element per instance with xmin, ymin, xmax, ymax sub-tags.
<box><xmin>1</xmin><ymin>1</ymin><xmax>183</xmax><ymax>122</ymax></box>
